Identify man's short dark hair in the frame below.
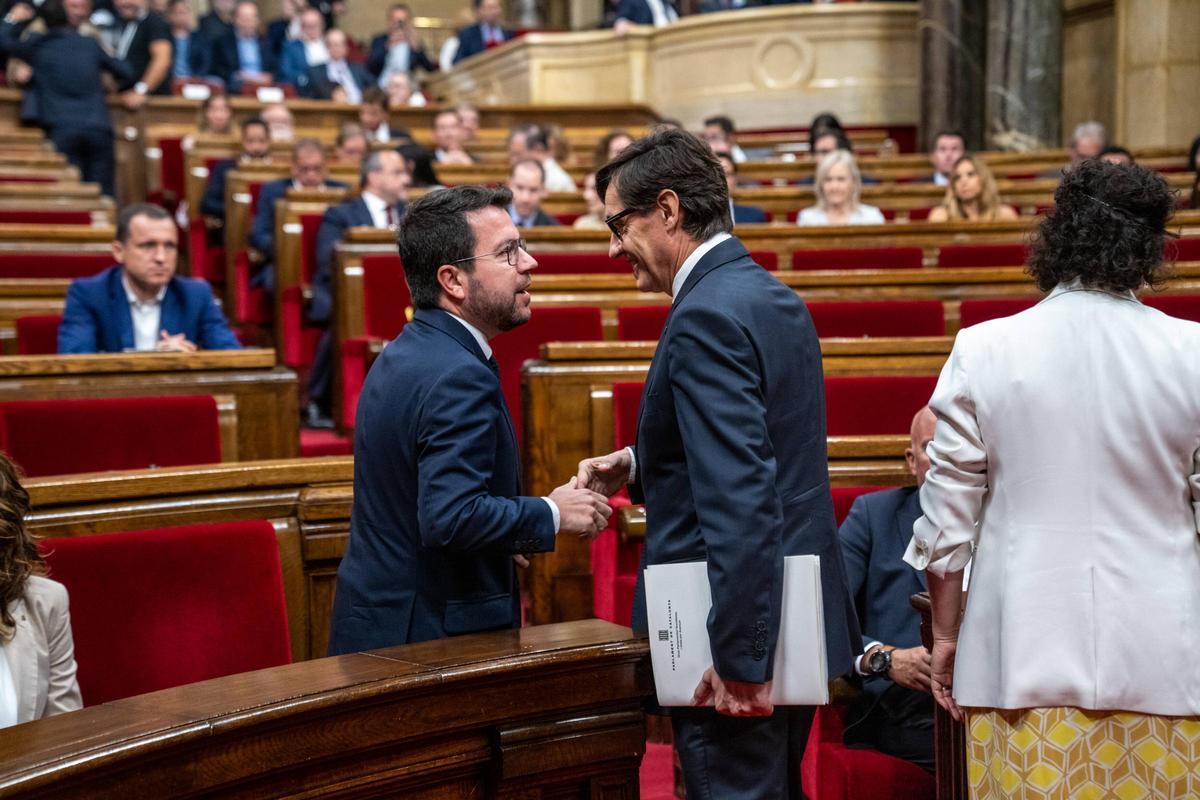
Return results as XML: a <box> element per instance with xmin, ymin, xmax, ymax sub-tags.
<box><xmin>509</xmin><ymin>123</ymin><xmax>548</xmax><ymax>152</ymax></box>
<box><xmin>362</xmin><ymin>87</ymin><xmax>388</xmax><ymax>108</ymax></box>
<box><xmin>399</xmin><ymin>186</ymin><xmax>513</xmax><ymax>309</ymax></box>
<box><xmin>291</xmin><ymin>137</ymin><xmax>325</xmax><ymax>160</ymax></box>
<box><xmin>39</xmin><ymin>0</ymin><xmax>69</xmax><ymax>29</ymax></box>
<box><xmin>510</xmin><ymin>158</ymin><xmax>544</xmax><ymax>182</ymax></box>
<box><xmin>116</xmin><ymin>203</ymin><xmax>172</xmax><ymax>244</ymax></box>
<box><xmin>595</xmin><ymin>128</ymin><xmax>731</xmax><ymax>243</ymax></box>
<box><xmin>932</xmin><ymin>130</ymin><xmax>966</xmax><ymax>148</ymax></box>
<box><xmin>704</xmin><ymin>115</ymin><xmax>735</xmax><ymax>136</ymax></box>
<box><xmin>242</xmin><ymin>117</ymin><xmax>268</xmax><ymax>137</ymax></box>
<box><xmin>433</xmin><ymin>109</ymin><xmax>460</xmax><ymax>128</ymax></box>
<box><xmin>1099</xmin><ymin>145</ymin><xmax>1135</xmax><ymax>163</ymax></box>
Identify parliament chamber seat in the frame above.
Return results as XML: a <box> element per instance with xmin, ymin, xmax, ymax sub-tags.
<box><xmin>824</xmin><ymin>376</ymin><xmax>939</xmax><ymax>436</ymax></box>
<box><xmin>40</xmin><ymin>520</ymin><xmax>291</xmax><ymax>705</ymax></box>
<box><xmin>532</xmin><ymin>251</ymin><xmax>626</xmax><ymax>274</ymax></box>
<box><xmin>1143</xmin><ymin>293</ymin><xmax>1200</xmax><ymax>322</ymax></box>
<box><xmin>831</xmin><ymin>485</ymin><xmax>889</xmax><ymax>525</ymax></box>
<box><xmin>0</xmin><ymin>251</ymin><xmax>112</xmax><ymax>279</ymax></box>
<box><xmin>278</xmin><ymin>212</ymin><xmax>327</xmax><ymax>370</ymax></box>
<box><xmin>958</xmin><ymin>297</ymin><xmax>1040</xmax><ymax>328</ymax></box>
<box><xmin>936</xmin><ymin>242</ymin><xmax>1029</xmax><ymax>268</ymax></box>
<box><xmin>591</xmin><ymin>380</ymin><xmax>643</xmax><ymax>625</ymax></box>
<box><xmin>616</xmin><ymin>305</ymin><xmax>670</xmax><ymax>341</ymax></box>
<box><xmin>14</xmin><ymin>314</ymin><xmax>60</xmax><ymax>354</ymax></box>
<box><xmin>802</xmin><ymin>702</ymin><xmax>935</xmax><ymax>800</ymax></box>
<box><xmin>0</xmin><ymin>395</ymin><xmax>225</xmax><ymax>477</ymax></box>
<box><xmin>792</xmin><ymin>247</ymin><xmax>925</xmax><ymax>271</ymax></box>
<box><xmin>808</xmin><ymin>300</ymin><xmax>945</xmax><ymax>338</ymax></box>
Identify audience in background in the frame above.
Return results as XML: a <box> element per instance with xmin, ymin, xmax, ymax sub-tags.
<box><xmin>400</xmin><ymin>141</ymin><xmax>440</xmax><ymax>187</ymax></box>
<box><xmin>260</xmin><ymin>102</ymin><xmax>294</xmax><ymax>141</ymax></box>
<box><xmin>594</xmin><ymin>130</ymin><xmax>633</xmax><ymax>166</ymax></box>
<box><xmin>201</xmin><ymin>115</ymin><xmax>272</xmax><ymax>220</ymax></box>
<box><xmin>368</xmin><ymin>3</ymin><xmax>436</xmax><ymax>88</ymax></box>
<box><xmin>114</xmin><ymin>0</ymin><xmax>173</xmax><ymax>102</ymax></box>
<box><xmin>181</xmin><ymin>91</ymin><xmax>233</xmax><ymax>150</ymax></box>
<box><xmin>507</xmin><ymin>159</ymin><xmax>559</xmax><ymax>227</ymax></box>
<box><xmin>277</xmin><ymin>7</ymin><xmax>326</xmax><ymax>87</ymax></box>
<box><xmin>613</xmin><ymin>0</ymin><xmax>679</xmax><ymax>33</ymax></box>
<box><xmin>798</xmin><ymin>149</ymin><xmax>884</xmax><ymax>226</ymax></box>
<box><xmin>210</xmin><ymin>0</ymin><xmax>275</xmax><ymax>92</ymax></box>
<box><xmin>59</xmin><ymin>203</ymin><xmax>241</xmax><ymax>353</ymax></box>
<box><xmin>167</xmin><ymin>0</ymin><xmax>207</xmax><ymax>80</ymax></box>
<box><xmin>265</xmin><ymin>0</ymin><xmax>302</xmax><ymax>61</ymax></box>
<box><xmin>196</xmin><ymin>0</ymin><xmax>235</xmax><ymax>50</ymax></box>
<box><xmin>811</xmin><ymin>125</ymin><xmax>853</xmax><ymax>161</ymax></box>
<box><xmin>928</xmin><ymin>130</ymin><xmax>965</xmax><ymax>186</ymax></box>
<box><xmin>303</xmin><ymin>28</ymin><xmax>367</xmax><ymax>100</ymax></box>
<box><xmin>1066</xmin><ymin>120</ymin><xmax>1106</xmax><ymax>170</ymax></box>
<box><xmin>1099</xmin><ymin>145</ymin><xmax>1134</xmax><ymax>166</ymax></box>
<box><xmin>334</xmin><ymin>123</ymin><xmax>368</xmax><ymax>164</ymax></box>
<box><xmin>508</xmin><ymin>123</ymin><xmax>576</xmax><ymax>192</ymax></box>
<box><xmin>703</xmin><ymin>115</ymin><xmax>747</xmax><ymax>163</ymax></box>
<box><xmin>432</xmin><ymin>109</ymin><xmax>475</xmax><ymax>164</ymax></box>
<box><xmin>452</xmin><ymin>0</ymin><xmax>512</xmax><ymax>64</ymax></box>
<box><xmin>359</xmin><ymin>88</ymin><xmax>394</xmax><ymax>142</ymax></box>
<box><xmin>927</xmin><ymin>154</ymin><xmax>1017</xmax><ymax>223</ymax></box>
<box><xmin>0</xmin><ymin>451</ymin><xmax>82</xmax><ymax>728</ymax></box>
<box><xmin>384</xmin><ymin>72</ymin><xmax>425</xmax><ymax>108</ymax></box>
<box><xmin>573</xmin><ymin>172</ymin><xmax>606</xmax><ymax>229</ymax></box>
<box><xmin>455</xmin><ymin>102</ymin><xmax>480</xmax><ymax>143</ymax></box>
<box><xmin>715</xmin><ymin>149</ymin><xmax>767</xmax><ymax>224</ymax></box>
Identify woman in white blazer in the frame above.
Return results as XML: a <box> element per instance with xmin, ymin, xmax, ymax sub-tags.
<box><xmin>904</xmin><ymin>160</ymin><xmax>1200</xmax><ymax>798</ymax></box>
<box><xmin>0</xmin><ymin>453</ymin><xmax>82</xmax><ymax>727</ymax></box>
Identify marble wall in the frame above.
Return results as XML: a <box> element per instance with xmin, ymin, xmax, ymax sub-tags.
<box><xmin>1062</xmin><ymin>0</ymin><xmax>1115</xmax><ymax>144</ymax></box>
<box><xmin>1114</xmin><ymin>0</ymin><xmax>1200</xmax><ymax>148</ymax></box>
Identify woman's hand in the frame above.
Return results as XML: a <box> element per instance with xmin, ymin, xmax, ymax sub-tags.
<box><xmin>930</xmin><ymin>638</ymin><xmax>962</xmax><ymax>721</ymax></box>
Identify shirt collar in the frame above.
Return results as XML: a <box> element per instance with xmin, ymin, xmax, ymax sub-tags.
<box><xmin>508</xmin><ymin>203</ymin><xmax>535</xmax><ymax>227</ymax></box>
<box><xmin>122</xmin><ymin>272</ymin><xmax>167</xmax><ymax>306</ymax></box>
<box><xmin>445</xmin><ymin>313</ymin><xmax>492</xmax><ymax>359</ymax></box>
<box><xmin>671</xmin><ymin>231</ymin><xmax>732</xmax><ymax>302</ymax></box>
<box><xmin>361</xmin><ymin>190</ymin><xmax>388</xmax><ymax>216</ymax></box>
<box><xmin>1048</xmin><ymin>275</ymin><xmax>1139</xmax><ymax>303</ymax></box>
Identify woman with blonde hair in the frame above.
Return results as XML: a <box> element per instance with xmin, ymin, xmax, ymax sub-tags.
<box><xmin>797</xmin><ymin>149</ymin><xmax>885</xmax><ymax>226</ymax></box>
<box><xmin>928</xmin><ymin>154</ymin><xmax>1018</xmax><ymax>222</ymax></box>
<box><xmin>0</xmin><ymin>452</ymin><xmax>81</xmax><ymax>727</ymax></box>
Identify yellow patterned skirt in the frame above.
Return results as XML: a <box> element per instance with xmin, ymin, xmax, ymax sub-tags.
<box><xmin>967</xmin><ymin>707</ymin><xmax>1200</xmax><ymax>799</ymax></box>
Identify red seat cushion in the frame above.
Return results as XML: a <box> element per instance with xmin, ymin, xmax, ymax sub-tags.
<box><xmin>1144</xmin><ymin>293</ymin><xmax>1200</xmax><ymax>323</ymax></box>
<box><xmin>824</xmin><ymin>376</ymin><xmax>938</xmax><ymax>436</ymax></box>
<box><xmin>751</xmin><ymin>250</ymin><xmax>779</xmax><ymax>271</ymax></box>
<box><xmin>40</xmin><ymin>520</ymin><xmax>291</xmax><ymax>705</ymax></box>
<box><xmin>807</xmin><ymin>301</ymin><xmax>945</xmax><ymax>338</ymax></box>
<box><xmin>157</xmin><ymin>137</ymin><xmax>185</xmax><ymax>208</ymax></box>
<box><xmin>1170</xmin><ymin>237</ymin><xmax>1200</xmax><ymax>262</ymax></box>
<box><xmin>299</xmin><ymin>428</ymin><xmax>354</xmax><ymax>456</ymax></box>
<box><xmin>0</xmin><ymin>395</ymin><xmax>221</xmax><ymax>477</ymax></box>
<box><xmin>298</xmin><ymin>213</ymin><xmax>324</xmax><ymax>284</ymax></box>
<box><xmin>958</xmin><ymin>298</ymin><xmax>1039</xmax><ymax>328</ymax></box>
<box><xmin>937</xmin><ymin>243</ymin><xmax>1028</xmax><ymax>268</ymax></box>
<box><xmin>279</xmin><ymin>285</ymin><xmax>323</xmax><ymax>369</ymax></box>
<box><xmin>0</xmin><ymin>252</ymin><xmax>112</xmax><ymax>279</ymax></box>
<box><xmin>0</xmin><ymin>210</ymin><xmax>92</xmax><ymax>224</ymax></box>
<box><xmin>531</xmin><ymin>252</ymin><xmax>627</xmax><ymax>275</ymax></box>
<box><xmin>362</xmin><ymin>254</ymin><xmax>413</xmax><ymax>339</ymax></box>
<box><xmin>831</xmin><ymin>486</ymin><xmax>888</xmax><ymax>525</ymax></box>
<box><xmin>15</xmin><ymin>314</ymin><xmax>61</xmax><ymax>355</ymax></box>
<box><xmin>792</xmin><ymin>247</ymin><xmax>924</xmax><ymax>271</ymax></box>
<box><xmin>617</xmin><ymin>306</ymin><xmax>670</xmax><ymax>341</ymax></box>
<box><xmin>801</xmin><ymin>704</ymin><xmax>936</xmax><ymax>800</ymax></box>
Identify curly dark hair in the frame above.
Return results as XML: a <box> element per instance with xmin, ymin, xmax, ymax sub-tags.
<box><xmin>1026</xmin><ymin>159</ymin><xmax>1176</xmax><ymax>293</ymax></box>
<box><xmin>0</xmin><ymin>452</ymin><xmax>41</xmax><ymax>637</ymax></box>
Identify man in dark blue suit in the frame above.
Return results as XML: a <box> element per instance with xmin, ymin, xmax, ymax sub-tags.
<box><xmin>58</xmin><ymin>203</ymin><xmax>241</xmax><ymax>354</ymax></box>
<box><xmin>367</xmin><ymin>3</ymin><xmax>436</xmax><ymax>85</ymax></box>
<box><xmin>249</xmin><ymin>138</ymin><xmax>347</xmax><ymax>292</ymax></box>
<box><xmin>612</xmin><ymin>0</ymin><xmax>678</xmax><ymax>31</ymax></box>
<box><xmin>451</xmin><ymin>0</ymin><xmax>512</xmax><ymax>65</ymax></box>
<box><xmin>715</xmin><ymin>150</ymin><xmax>768</xmax><ymax>224</ymax></box>
<box><xmin>326</xmin><ymin>185</ymin><xmax>611</xmax><ymax>653</ymax></box>
<box><xmin>303</xmin><ymin>150</ymin><xmax>410</xmax><ymax>428</ymax></box>
<box><xmin>209</xmin><ymin>0</ymin><xmax>276</xmax><ymax>91</ymax></box>
<box><xmin>838</xmin><ymin>406</ymin><xmax>936</xmax><ymax>771</ymax></box>
<box><xmin>576</xmin><ymin>129</ymin><xmax>861</xmax><ymax>800</ymax></box>
<box><xmin>301</xmin><ymin>29</ymin><xmax>370</xmax><ymax>100</ymax></box>
<box><xmin>200</xmin><ymin>116</ymin><xmax>272</xmax><ymax>221</ymax></box>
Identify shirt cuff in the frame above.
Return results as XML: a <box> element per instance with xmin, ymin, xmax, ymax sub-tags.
<box><xmin>542</xmin><ymin>496</ymin><xmax>560</xmax><ymax>533</ymax></box>
<box><xmin>856</xmin><ymin>641</ymin><xmax>882</xmax><ymax>676</ymax></box>
<box><xmin>625</xmin><ymin>446</ymin><xmax>637</xmax><ymax>484</ymax></box>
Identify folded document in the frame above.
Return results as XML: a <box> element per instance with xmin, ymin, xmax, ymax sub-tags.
<box><xmin>644</xmin><ymin>556</ymin><xmax>829</xmax><ymax>706</ymax></box>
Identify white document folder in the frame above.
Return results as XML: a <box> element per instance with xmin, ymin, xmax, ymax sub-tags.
<box><xmin>644</xmin><ymin>556</ymin><xmax>829</xmax><ymax>707</ymax></box>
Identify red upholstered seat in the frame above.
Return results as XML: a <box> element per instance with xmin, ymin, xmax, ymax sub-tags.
<box><xmin>0</xmin><ymin>210</ymin><xmax>92</xmax><ymax>224</ymax></box>
<box><xmin>40</xmin><ymin>520</ymin><xmax>291</xmax><ymax>705</ymax></box>
<box><xmin>278</xmin><ymin>212</ymin><xmax>327</xmax><ymax>369</ymax></box>
<box><xmin>1144</xmin><ymin>293</ymin><xmax>1200</xmax><ymax>323</ymax></box>
<box><xmin>299</xmin><ymin>428</ymin><xmax>353</xmax><ymax>456</ymax></box>
<box><xmin>958</xmin><ymin>298</ymin><xmax>1039</xmax><ymax>328</ymax></box>
<box><xmin>807</xmin><ymin>301</ymin><xmax>945</xmax><ymax>338</ymax></box>
<box><xmin>831</xmin><ymin>486</ymin><xmax>888</xmax><ymax>525</ymax></box>
<box><xmin>1170</xmin><ymin>237</ymin><xmax>1200</xmax><ymax>262</ymax></box>
<box><xmin>0</xmin><ymin>252</ymin><xmax>112</xmax><ymax>279</ymax></box>
<box><xmin>750</xmin><ymin>250</ymin><xmax>779</xmax><ymax>271</ymax></box>
<box><xmin>231</xmin><ymin>181</ymin><xmax>271</xmax><ymax>324</ymax></box>
<box><xmin>591</xmin><ymin>381</ymin><xmax>643</xmax><ymax>625</ymax></box>
<box><xmin>792</xmin><ymin>247</ymin><xmax>924</xmax><ymax>271</ymax></box>
<box><xmin>907</xmin><ymin>207</ymin><xmax>933</xmax><ymax>222</ymax></box>
<box><xmin>617</xmin><ymin>305</ymin><xmax>670</xmax><ymax>341</ymax></box>
<box><xmin>0</xmin><ymin>395</ymin><xmax>221</xmax><ymax>477</ymax></box>
<box><xmin>801</xmin><ymin>703</ymin><xmax>935</xmax><ymax>800</ymax></box>
<box><xmin>531</xmin><ymin>251</ymin><xmax>626</xmax><ymax>274</ymax></box>
<box><xmin>491</xmin><ymin>306</ymin><xmax>604</xmax><ymax>441</ymax></box>
<box><xmin>187</xmin><ymin>219</ymin><xmax>224</xmax><ymax>284</ymax></box>
<box><xmin>14</xmin><ymin>314</ymin><xmax>61</xmax><ymax>354</ymax></box>
<box><xmin>937</xmin><ymin>243</ymin><xmax>1028</xmax><ymax>268</ymax></box>
<box><xmin>156</xmin><ymin>137</ymin><xmax>185</xmax><ymax>210</ymax></box>
<box><xmin>825</xmin><ymin>376</ymin><xmax>938</xmax><ymax>436</ymax></box>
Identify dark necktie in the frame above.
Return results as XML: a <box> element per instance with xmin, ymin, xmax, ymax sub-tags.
<box><xmin>486</xmin><ymin>355</ymin><xmax>500</xmax><ymax>378</ymax></box>
<box><xmin>385</xmin><ymin>205</ymin><xmax>395</xmax><ymax>227</ymax></box>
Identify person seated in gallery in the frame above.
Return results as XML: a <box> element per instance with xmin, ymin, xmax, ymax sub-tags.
<box><xmin>926</xmin><ymin>130</ymin><xmax>965</xmax><ymax>186</ymax></box>
<box><xmin>430</xmin><ymin>109</ymin><xmax>475</xmax><ymax>164</ymax></box>
<box><xmin>927</xmin><ymin>154</ymin><xmax>1018</xmax><ymax>223</ymax></box>
<box><xmin>714</xmin><ymin>148</ymin><xmax>767</xmax><ymax>224</ymax></box>
<box><xmin>796</xmin><ymin>150</ymin><xmax>884</xmax><ymax>226</ymax></box>
<box><xmin>506</xmin><ymin>159</ymin><xmax>559</xmax><ymax>228</ymax></box>
<box><xmin>1099</xmin><ymin>145</ymin><xmax>1134</xmax><ymax>166</ymax></box>
<box><xmin>573</xmin><ymin>172</ymin><xmax>606</xmax><ymax>230</ymax></box>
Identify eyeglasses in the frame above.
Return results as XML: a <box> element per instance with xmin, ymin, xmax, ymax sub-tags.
<box><xmin>450</xmin><ymin>238</ymin><xmax>528</xmax><ymax>268</ymax></box>
<box><xmin>604</xmin><ymin>207</ymin><xmax>644</xmax><ymax>241</ymax></box>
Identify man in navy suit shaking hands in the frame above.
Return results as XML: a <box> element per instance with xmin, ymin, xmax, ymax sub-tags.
<box><xmin>327</xmin><ymin>185</ymin><xmax>612</xmax><ymax>654</ymax></box>
<box><xmin>576</xmin><ymin>129</ymin><xmax>861</xmax><ymax>799</ymax></box>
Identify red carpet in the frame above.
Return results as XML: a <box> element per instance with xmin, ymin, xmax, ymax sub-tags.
<box><xmin>640</xmin><ymin>742</ymin><xmax>675</xmax><ymax>800</ymax></box>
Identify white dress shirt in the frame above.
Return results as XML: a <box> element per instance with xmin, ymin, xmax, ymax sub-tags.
<box><xmin>326</xmin><ymin>60</ymin><xmax>361</xmax><ymax>104</ymax></box>
<box><xmin>541</xmin><ymin>158</ymin><xmax>577</xmax><ymax>193</ymax></box>
<box><xmin>122</xmin><ymin>274</ymin><xmax>167</xmax><ymax>351</ymax></box>
<box><xmin>368</xmin><ymin>123</ymin><xmax>391</xmax><ymax>143</ymax></box>
<box><xmin>645</xmin><ymin>0</ymin><xmax>679</xmax><ymax>26</ymax></box>
<box><xmin>303</xmin><ymin>38</ymin><xmax>329</xmax><ymax>67</ymax></box>
<box><xmin>360</xmin><ymin>190</ymin><xmax>393</xmax><ymax>229</ymax></box>
<box><xmin>0</xmin><ymin>641</ymin><xmax>16</xmax><ymax>729</ymax></box>
<box><xmin>445</xmin><ymin>313</ymin><xmax>561</xmax><ymax>532</ymax></box>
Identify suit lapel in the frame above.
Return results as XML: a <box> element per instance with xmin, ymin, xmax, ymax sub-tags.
<box><xmin>109</xmin><ymin>268</ymin><xmax>135</xmax><ymax>351</ymax></box>
<box><xmin>6</xmin><ymin>598</ymin><xmax>39</xmax><ymax>724</ymax></box>
<box><xmin>159</xmin><ymin>280</ymin><xmax>183</xmax><ymax>340</ymax></box>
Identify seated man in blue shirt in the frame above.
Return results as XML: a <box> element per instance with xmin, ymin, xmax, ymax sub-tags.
<box><xmin>58</xmin><ymin>203</ymin><xmax>241</xmax><ymax>353</ymax></box>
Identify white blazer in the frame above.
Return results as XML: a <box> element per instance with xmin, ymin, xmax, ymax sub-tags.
<box><xmin>3</xmin><ymin>575</ymin><xmax>82</xmax><ymax>724</ymax></box>
<box><xmin>905</xmin><ymin>282</ymin><xmax>1200</xmax><ymax>715</ymax></box>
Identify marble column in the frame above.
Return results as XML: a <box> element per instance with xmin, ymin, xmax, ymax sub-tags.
<box><xmin>919</xmin><ymin>0</ymin><xmax>987</xmax><ymax>151</ymax></box>
<box><xmin>1114</xmin><ymin>0</ymin><xmax>1200</xmax><ymax>148</ymax></box>
<box><xmin>985</xmin><ymin>0</ymin><xmax>1063</xmax><ymax>151</ymax></box>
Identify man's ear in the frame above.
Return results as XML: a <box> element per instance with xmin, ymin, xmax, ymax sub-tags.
<box><xmin>903</xmin><ymin>447</ymin><xmax>917</xmax><ymax>477</ymax></box>
<box><xmin>436</xmin><ymin>264</ymin><xmax>468</xmax><ymax>302</ymax></box>
<box><xmin>656</xmin><ymin>189</ymin><xmax>681</xmax><ymax>231</ymax></box>
<box><xmin>111</xmin><ymin>239</ymin><xmax>126</xmax><ymax>265</ymax></box>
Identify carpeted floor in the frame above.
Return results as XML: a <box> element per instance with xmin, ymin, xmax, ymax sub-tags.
<box><xmin>640</xmin><ymin>742</ymin><xmax>676</xmax><ymax>800</ymax></box>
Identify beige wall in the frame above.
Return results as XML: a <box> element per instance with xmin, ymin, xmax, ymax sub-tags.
<box><xmin>1114</xmin><ymin>0</ymin><xmax>1200</xmax><ymax>148</ymax></box>
<box><xmin>1062</xmin><ymin>0</ymin><xmax>1114</xmax><ymax>145</ymax></box>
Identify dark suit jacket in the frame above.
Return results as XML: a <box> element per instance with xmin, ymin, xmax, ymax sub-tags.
<box><xmin>310</xmin><ymin>196</ymin><xmax>406</xmax><ymax>323</ymax></box>
<box><xmin>732</xmin><ymin>203</ymin><xmax>767</xmax><ymax>224</ymax></box>
<box><xmin>249</xmin><ymin>177</ymin><xmax>348</xmax><ymax>259</ymax></box>
<box><xmin>209</xmin><ymin>30</ymin><xmax>277</xmax><ymax>89</ymax></box>
<box><xmin>838</xmin><ymin>486</ymin><xmax>927</xmax><ymax>702</ymax></box>
<box><xmin>613</xmin><ymin>0</ymin><xmax>680</xmax><ymax>24</ymax></box>
<box><xmin>513</xmin><ymin>207</ymin><xmax>560</xmax><ymax>228</ymax></box>
<box><xmin>452</xmin><ymin>23</ymin><xmax>513</xmax><ymax>64</ymax></box>
<box><xmin>0</xmin><ymin>23</ymin><xmax>133</xmax><ymax>131</ymax></box>
<box><xmin>301</xmin><ymin>60</ymin><xmax>372</xmax><ymax>100</ymax></box>
<box><xmin>58</xmin><ymin>265</ymin><xmax>241</xmax><ymax>353</ymax></box>
<box><xmin>630</xmin><ymin>237</ymin><xmax>861</xmax><ymax>684</ymax></box>
<box><xmin>327</xmin><ymin>308</ymin><xmax>555</xmax><ymax>653</ymax></box>
<box><xmin>366</xmin><ymin>34</ymin><xmax>437</xmax><ymax>78</ymax></box>
<box><xmin>265</xmin><ymin>18</ymin><xmax>290</xmax><ymax>60</ymax></box>
<box><xmin>200</xmin><ymin>157</ymin><xmax>236</xmax><ymax>219</ymax></box>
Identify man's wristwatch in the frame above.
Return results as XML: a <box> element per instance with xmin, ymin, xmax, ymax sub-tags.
<box><xmin>866</xmin><ymin>647</ymin><xmax>893</xmax><ymax>676</ymax></box>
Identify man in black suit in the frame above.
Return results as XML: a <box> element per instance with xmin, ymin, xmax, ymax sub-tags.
<box><xmin>506</xmin><ymin>160</ymin><xmax>559</xmax><ymax>228</ymax></box>
<box><xmin>209</xmin><ymin>0</ymin><xmax>276</xmax><ymax>91</ymax></box>
<box><xmin>200</xmin><ymin>116</ymin><xmax>272</xmax><ymax>221</ymax></box>
<box><xmin>302</xmin><ymin>29</ymin><xmax>368</xmax><ymax>100</ymax></box>
<box><xmin>326</xmin><ymin>185</ymin><xmax>611</xmax><ymax>653</ymax></box>
<box><xmin>715</xmin><ymin>150</ymin><xmax>767</xmax><ymax>224</ymax></box>
<box><xmin>451</xmin><ymin>0</ymin><xmax>512</xmax><ymax>65</ymax></box>
<box><xmin>303</xmin><ymin>150</ymin><xmax>410</xmax><ymax>428</ymax></box>
<box><xmin>367</xmin><ymin>3</ymin><xmax>436</xmax><ymax>86</ymax></box>
<box><xmin>576</xmin><ymin>129</ymin><xmax>861</xmax><ymax>800</ymax></box>
<box><xmin>113</xmin><ymin>0</ymin><xmax>173</xmax><ymax>103</ymax></box>
<box><xmin>838</xmin><ymin>406</ymin><xmax>937</xmax><ymax>771</ymax></box>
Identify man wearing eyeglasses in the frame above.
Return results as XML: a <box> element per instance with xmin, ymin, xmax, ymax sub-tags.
<box><xmin>327</xmin><ymin>185</ymin><xmax>612</xmax><ymax>654</ymax></box>
<box><xmin>575</xmin><ymin>129</ymin><xmax>862</xmax><ymax>800</ymax></box>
